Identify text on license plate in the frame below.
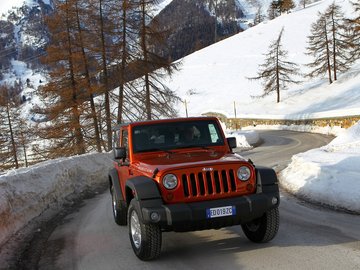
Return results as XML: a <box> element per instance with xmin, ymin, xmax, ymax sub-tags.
<box><xmin>206</xmin><ymin>206</ymin><xmax>236</xmax><ymax>219</ymax></box>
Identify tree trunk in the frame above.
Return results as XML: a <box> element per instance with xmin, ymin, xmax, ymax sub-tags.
<box><xmin>141</xmin><ymin>0</ymin><xmax>152</xmax><ymax>120</ymax></box>
<box><xmin>145</xmin><ymin>73</ymin><xmax>151</xmax><ymax>120</ymax></box>
<box><xmin>6</xmin><ymin>103</ymin><xmax>18</xmax><ymax>169</ymax></box>
<box><xmin>117</xmin><ymin>0</ymin><xmax>128</xmax><ymax>124</ymax></box>
<box><xmin>66</xmin><ymin>1</ymin><xmax>86</xmax><ymax>155</ymax></box>
<box><xmin>331</xmin><ymin>9</ymin><xmax>337</xmax><ymax>81</ymax></box>
<box><xmin>75</xmin><ymin>1</ymin><xmax>102</xmax><ymax>153</ymax></box>
<box><xmin>276</xmin><ymin>41</ymin><xmax>280</xmax><ymax>103</ymax></box>
<box><xmin>324</xmin><ymin>22</ymin><xmax>333</xmax><ymax>84</ymax></box>
<box><xmin>99</xmin><ymin>0</ymin><xmax>112</xmax><ymax>151</ymax></box>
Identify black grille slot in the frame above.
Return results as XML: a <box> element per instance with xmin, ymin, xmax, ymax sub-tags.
<box><xmin>229</xmin><ymin>169</ymin><xmax>236</xmax><ymax>191</ymax></box>
<box><xmin>182</xmin><ymin>169</ymin><xmax>237</xmax><ymax>198</ymax></box>
<box><xmin>206</xmin><ymin>171</ymin><xmax>213</xmax><ymax>194</ymax></box>
<box><xmin>182</xmin><ymin>174</ymin><xmax>189</xmax><ymax>197</ymax></box>
<box><xmin>190</xmin><ymin>173</ymin><xmax>197</xmax><ymax>196</ymax></box>
<box><xmin>214</xmin><ymin>170</ymin><xmax>221</xmax><ymax>193</ymax></box>
<box><xmin>198</xmin><ymin>173</ymin><xmax>205</xmax><ymax>195</ymax></box>
<box><xmin>221</xmin><ymin>170</ymin><xmax>229</xmax><ymax>192</ymax></box>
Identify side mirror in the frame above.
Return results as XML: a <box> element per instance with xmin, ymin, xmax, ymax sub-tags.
<box><xmin>114</xmin><ymin>147</ymin><xmax>127</xmax><ymax>160</ymax></box>
<box><xmin>227</xmin><ymin>137</ymin><xmax>237</xmax><ymax>149</ymax></box>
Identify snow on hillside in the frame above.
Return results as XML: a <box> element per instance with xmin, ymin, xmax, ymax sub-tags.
<box><xmin>166</xmin><ymin>0</ymin><xmax>358</xmax><ymax>119</ymax></box>
<box><xmin>152</xmin><ymin>0</ymin><xmax>173</xmax><ymax>16</ymax></box>
<box><xmin>0</xmin><ymin>0</ymin><xmax>27</xmax><ymax>16</ymax></box>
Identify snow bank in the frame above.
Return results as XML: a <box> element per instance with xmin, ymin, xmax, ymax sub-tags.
<box><xmin>226</xmin><ymin>130</ymin><xmax>260</xmax><ymax>149</ymax></box>
<box><xmin>280</xmin><ymin>121</ymin><xmax>360</xmax><ymax>213</ymax></box>
<box><xmin>0</xmin><ymin>152</ymin><xmax>113</xmax><ymax>246</ymax></box>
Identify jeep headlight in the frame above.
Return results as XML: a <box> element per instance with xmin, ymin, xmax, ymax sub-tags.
<box><xmin>237</xmin><ymin>166</ymin><xmax>251</xmax><ymax>181</ymax></box>
<box><xmin>163</xmin><ymin>174</ymin><xmax>178</xmax><ymax>190</ymax></box>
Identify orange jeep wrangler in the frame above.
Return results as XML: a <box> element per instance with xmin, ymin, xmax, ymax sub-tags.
<box><xmin>108</xmin><ymin>117</ymin><xmax>279</xmax><ymax>260</ymax></box>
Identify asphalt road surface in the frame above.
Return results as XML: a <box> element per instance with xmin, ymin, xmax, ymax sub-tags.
<box><xmin>38</xmin><ymin>130</ymin><xmax>360</xmax><ymax>270</ymax></box>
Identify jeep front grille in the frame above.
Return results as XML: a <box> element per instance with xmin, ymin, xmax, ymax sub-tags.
<box><xmin>181</xmin><ymin>169</ymin><xmax>236</xmax><ymax>197</ymax></box>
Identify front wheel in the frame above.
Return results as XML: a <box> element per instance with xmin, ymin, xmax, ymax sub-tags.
<box><xmin>128</xmin><ymin>199</ymin><xmax>162</xmax><ymax>260</ymax></box>
<box><xmin>241</xmin><ymin>207</ymin><xmax>279</xmax><ymax>243</ymax></box>
<box><xmin>111</xmin><ymin>186</ymin><xmax>127</xmax><ymax>226</ymax></box>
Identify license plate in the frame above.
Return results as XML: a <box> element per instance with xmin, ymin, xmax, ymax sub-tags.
<box><xmin>206</xmin><ymin>206</ymin><xmax>236</xmax><ymax>219</ymax></box>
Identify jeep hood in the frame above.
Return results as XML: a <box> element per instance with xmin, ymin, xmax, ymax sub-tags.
<box><xmin>133</xmin><ymin>151</ymin><xmax>248</xmax><ymax>176</ymax></box>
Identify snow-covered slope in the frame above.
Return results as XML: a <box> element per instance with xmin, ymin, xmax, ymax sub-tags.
<box><xmin>166</xmin><ymin>0</ymin><xmax>359</xmax><ymax>118</ymax></box>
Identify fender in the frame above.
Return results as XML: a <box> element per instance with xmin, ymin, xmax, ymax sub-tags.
<box><xmin>126</xmin><ymin>176</ymin><xmax>164</xmax><ymax>222</ymax></box>
<box><xmin>109</xmin><ymin>168</ymin><xmax>124</xmax><ymax>201</ymax></box>
<box><xmin>125</xmin><ymin>176</ymin><xmax>162</xmax><ymax>201</ymax></box>
<box><xmin>255</xmin><ymin>166</ymin><xmax>279</xmax><ymax>194</ymax></box>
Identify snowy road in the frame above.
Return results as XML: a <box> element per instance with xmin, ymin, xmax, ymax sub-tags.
<box><xmin>37</xmin><ymin>131</ymin><xmax>360</xmax><ymax>270</ymax></box>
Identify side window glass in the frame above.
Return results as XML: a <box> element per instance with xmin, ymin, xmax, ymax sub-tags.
<box><xmin>121</xmin><ymin>130</ymin><xmax>129</xmax><ymax>158</ymax></box>
<box><xmin>208</xmin><ymin>124</ymin><xmax>220</xmax><ymax>143</ymax></box>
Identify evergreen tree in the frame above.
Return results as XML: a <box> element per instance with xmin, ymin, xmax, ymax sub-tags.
<box><xmin>73</xmin><ymin>0</ymin><xmax>102</xmax><ymax>152</ymax></box>
<box><xmin>253</xmin><ymin>5</ymin><xmax>265</xmax><ymax>26</ymax></box>
<box><xmin>306</xmin><ymin>12</ymin><xmax>333</xmax><ymax>83</ymax></box>
<box><xmin>268</xmin><ymin>1</ymin><xmax>281</xmax><ymax>20</ymax></box>
<box><xmin>281</xmin><ymin>0</ymin><xmax>295</xmax><ymax>13</ymax></box>
<box><xmin>0</xmin><ymin>85</ymin><xmax>20</xmax><ymax>170</ymax></box>
<box><xmin>299</xmin><ymin>0</ymin><xmax>307</xmax><ymax>9</ymax></box>
<box><xmin>248</xmin><ymin>28</ymin><xmax>300</xmax><ymax>103</ymax></box>
<box><xmin>326</xmin><ymin>3</ymin><xmax>352</xmax><ymax>81</ymax></box>
<box><xmin>346</xmin><ymin>1</ymin><xmax>360</xmax><ymax>61</ymax></box>
<box><xmin>306</xmin><ymin>5</ymin><xmax>352</xmax><ymax>84</ymax></box>
<box><xmin>34</xmin><ymin>0</ymin><xmax>87</xmax><ymax>158</ymax></box>
<box><xmin>137</xmin><ymin>0</ymin><xmax>179</xmax><ymax>120</ymax></box>
<box><xmin>114</xmin><ymin>0</ymin><xmax>140</xmax><ymax>124</ymax></box>
<box><xmin>86</xmin><ymin>0</ymin><xmax>121</xmax><ymax>150</ymax></box>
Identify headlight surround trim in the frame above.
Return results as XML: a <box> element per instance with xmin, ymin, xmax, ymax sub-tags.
<box><xmin>162</xmin><ymin>173</ymin><xmax>178</xmax><ymax>190</ymax></box>
<box><xmin>237</xmin><ymin>166</ymin><xmax>251</xmax><ymax>181</ymax></box>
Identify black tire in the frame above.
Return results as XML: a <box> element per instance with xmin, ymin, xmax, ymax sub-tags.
<box><xmin>111</xmin><ymin>186</ymin><xmax>127</xmax><ymax>226</ymax></box>
<box><xmin>241</xmin><ymin>207</ymin><xmax>279</xmax><ymax>243</ymax></box>
<box><xmin>128</xmin><ymin>199</ymin><xmax>162</xmax><ymax>260</ymax></box>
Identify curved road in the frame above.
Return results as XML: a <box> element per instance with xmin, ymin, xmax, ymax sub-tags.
<box><xmin>39</xmin><ymin>131</ymin><xmax>360</xmax><ymax>270</ymax></box>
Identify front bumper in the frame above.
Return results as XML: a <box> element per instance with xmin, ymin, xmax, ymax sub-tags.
<box><xmin>140</xmin><ymin>192</ymin><xmax>279</xmax><ymax>232</ymax></box>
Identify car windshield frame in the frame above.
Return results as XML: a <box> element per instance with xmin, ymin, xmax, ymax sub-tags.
<box><xmin>131</xmin><ymin>120</ymin><xmax>225</xmax><ymax>154</ymax></box>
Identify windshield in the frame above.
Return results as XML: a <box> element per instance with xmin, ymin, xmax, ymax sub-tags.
<box><xmin>132</xmin><ymin>120</ymin><xmax>225</xmax><ymax>153</ymax></box>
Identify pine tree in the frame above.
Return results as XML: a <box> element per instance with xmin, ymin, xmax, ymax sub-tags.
<box><xmin>0</xmin><ymin>85</ymin><xmax>20</xmax><ymax>170</ymax></box>
<box><xmin>346</xmin><ymin>1</ymin><xmax>360</xmax><ymax>61</ymax></box>
<box><xmin>268</xmin><ymin>1</ymin><xmax>281</xmax><ymax>20</ymax></box>
<box><xmin>326</xmin><ymin>3</ymin><xmax>352</xmax><ymax>81</ymax></box>
<box><xmin>73</xmin><ymin>0</ymin><xmax>102</xmax><ymax>152</ymax></box>
<box><xmin>281</xmin><ymin>0</ymin><xmax>295</xmax><ymax>13</ymax></box>
<box><xmin>137</xmin><ymin>0</ymin><xmax>179</xmax><ymax>120</ymax></box>
<box><xmin>85</xmin><ymin>0</ymin><xmax>120</xmax><ymax>150</ymax></box>
<box><xmin>306</xmin><ymin>12</ymin><xmax>333</xmax><ymax>84</ymax></box>
<box><xmin>253</xmin><ymin>5</ymin><xmax>264</xmax><ymax>26</ymax></box>
<box><xmin>306</xmin><ymin>6</ymin><xmax>352</xmax><ymax>84</ymax></box>
<box><xmin>114</xmin><ymin>0</ymin><xmax>141</xmax><ymax>124</ymax></box>
<box><xmin>248</xmin><ymin>28</ymin><xmax>300</xmax><ymax>103</ymax></box>
<box><xmin>299</xmin><ymin>0</ymin><xmax>307</xmax><ymax>9</ymax></box>
<box><xmin>34</xmin><ymin>0</ymin><xmax>87</xmax><ymax>158</ymax></box>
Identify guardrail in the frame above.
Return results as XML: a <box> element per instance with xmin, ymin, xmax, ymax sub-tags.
<box><xmin>203</xmin><ymin>112</ymin><xmax>360</xmax><ymax>130</ymax></box>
